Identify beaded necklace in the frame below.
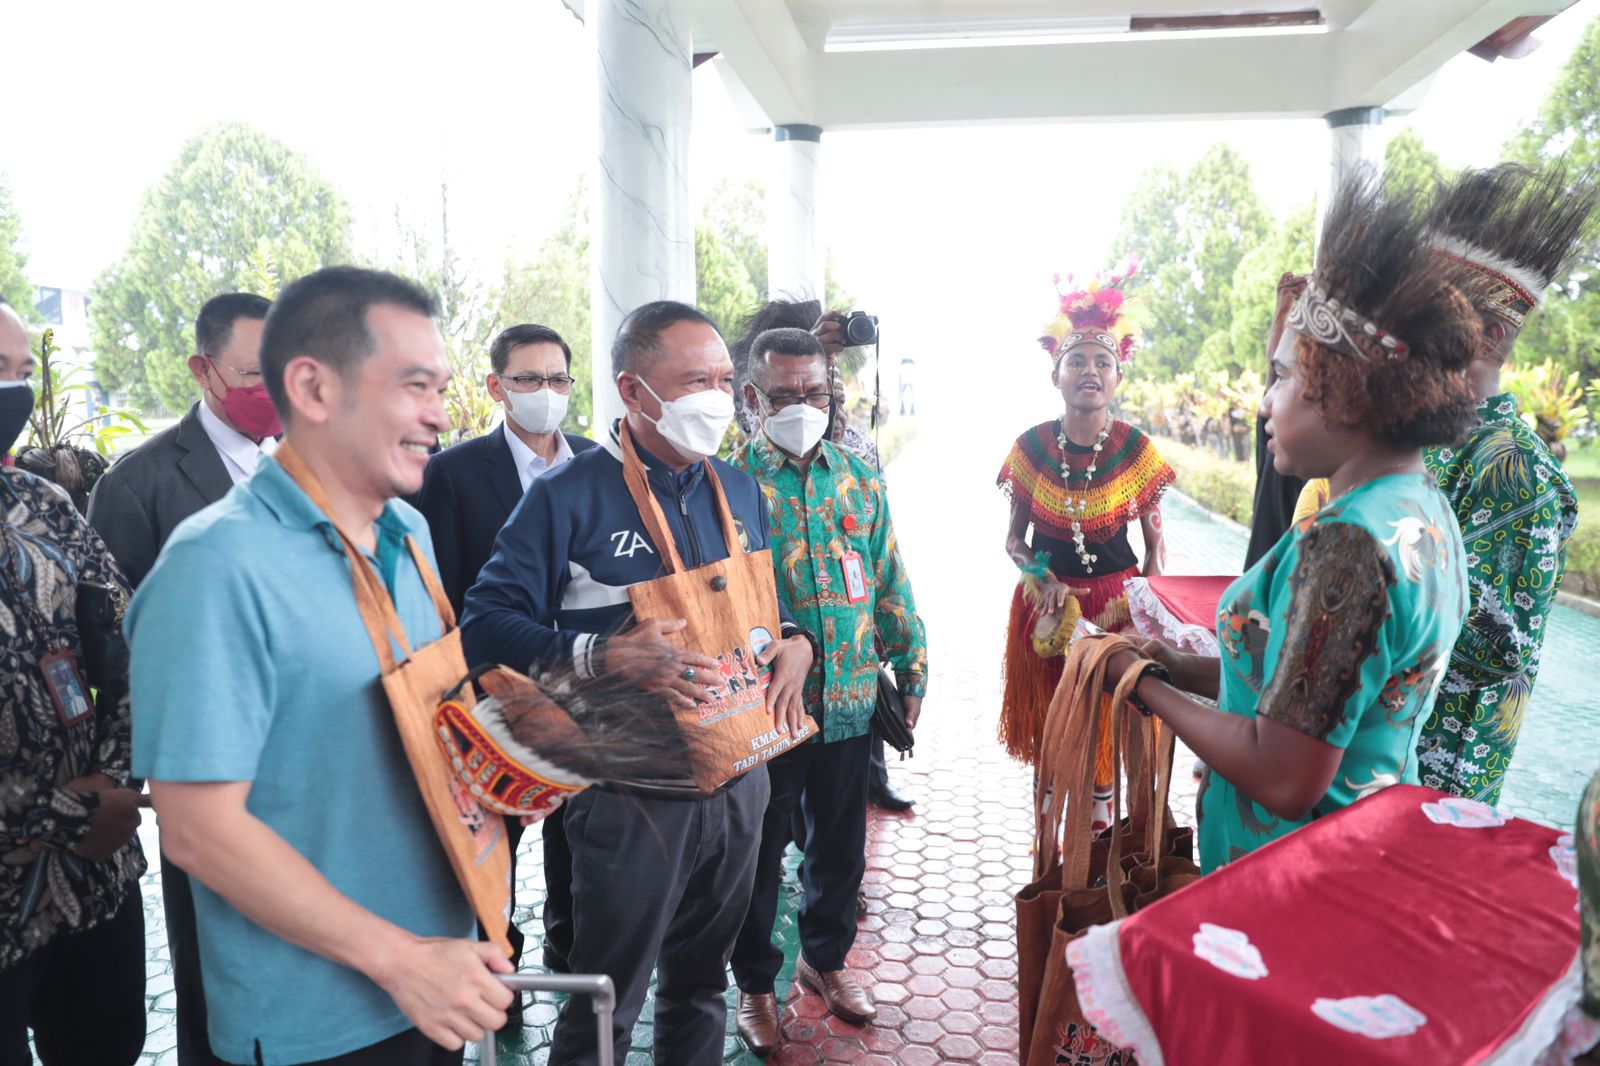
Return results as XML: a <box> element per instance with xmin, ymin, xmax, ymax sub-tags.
<box><xmin>1057</xmin><ymin>417</ymin><xmax>1113</xmax><ymax>573</ymax></box>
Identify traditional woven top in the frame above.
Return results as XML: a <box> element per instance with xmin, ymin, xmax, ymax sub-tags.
<box><xmin>997</xmin><ymin>420</ymin><xmax>1175</xmax><ymax>544</ymax></box>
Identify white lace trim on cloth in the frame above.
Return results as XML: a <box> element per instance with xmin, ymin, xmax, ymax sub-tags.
<box><xmin>1511</xmin><ymin>952</ymin><xmax>1600</xmax><ymax>1066</ymax></box>
<box><xmin>1065</xmin><ymin>921</ymin><xmax>1164</xmax><ymax>1066</ymax></box>
<box><xmin>1125</xmin><ymin>577</ymin><xmax>1220</xmax><ymax>656</ymax></box>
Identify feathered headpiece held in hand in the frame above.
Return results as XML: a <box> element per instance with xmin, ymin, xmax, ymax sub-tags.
<box><xmin>1039</xmin><ymin>255</ymin><xmax>1141</xmax><ymax>365</ymax></box>
<box><xmin>1426</xmin><ymin>162</ymin><xmax>1600</xmax><ymax>329</ymax></box>
<box><xmin>436</xmin><ymin>654</ymin><xmax>718</xmax><ymax>818</ymax></box>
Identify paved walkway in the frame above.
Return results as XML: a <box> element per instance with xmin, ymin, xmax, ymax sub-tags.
<box><xmin>118</xmin><ymin>411</ymin><xmax>1213</xmax><ymax>1066</ymax></box>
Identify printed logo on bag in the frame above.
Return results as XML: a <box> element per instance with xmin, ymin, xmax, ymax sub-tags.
<box><xmin>1192</xmin><ymin>923</ymin><xmax>1269</xmax><ymax>980</ymax></box>
<box><xmin>1053</xmin><ymin>1021</ymin><xmax>1131</xmax><ymax>1066</ymax></box>
<box><xmin>1311</xmin><ymin>995</ymin><xmax>1427</xmax><ymax>1039</ymax></box>
<box><xmin>698</xmin><ymin>643</ymin><xmax>767</xmax><ymax>725</ymax></box>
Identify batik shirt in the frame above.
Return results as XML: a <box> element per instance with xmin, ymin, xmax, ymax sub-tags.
<box><xmin>1200</xmin><ymin>475</ymin><xmax>1468</xmax><ymax>873</ymax></box>
<box><xmin>731</xmin><ymin>432</ymin><xmax>928</xmax><ymax>742</ymax></box>
<box><xmin>0</xmin><ymin>469</ymin><xmax>145</xmax><ymax>969</ymax></box>
<box><xmin>1416</xmin><ymin>394</ymin><xmax>1578</xmax><ymax>806</ymax></box>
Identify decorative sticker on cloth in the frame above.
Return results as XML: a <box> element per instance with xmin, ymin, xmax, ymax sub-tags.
<box><xmin>1311</xmin><ymin>995</ymin><xmax>1428</xmax><ymax>1039</ymax></box>
<box><xmin>1551</xmin><ymin>833</ymin><xmax>1578</xmax><ymax>891</ymax></box>
<box><xmin>1420</xmin><ymin>795</ymin><xmax>1509</xmax><ymax>829</ymax></box>
<box><xmin>1192</xmin><ymin>923</ymin><xmax>1269</xmax><ymax>980</ymax></box>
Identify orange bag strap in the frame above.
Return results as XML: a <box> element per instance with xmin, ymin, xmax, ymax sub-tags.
<box><xmin>1049</xmin><ymin>635</ymin><xmax>1158</xmax><ymax>897</ymax></box>
<box><xmin>275</xmin><ymin>442</ymin><xmax>453</xmax><ymax>673</ymax></box>
<box><xmin>617</xmin><ymin>420</ymin><xmax>744</xmax><ymax>575</ymax></box>
<box><xmin>405</xmin><ymin>537</ymin><xmax>457</xmax><ymax>630</ymax></box>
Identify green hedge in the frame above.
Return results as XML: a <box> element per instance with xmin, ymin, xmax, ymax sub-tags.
<box><xmin>1154</xmin><ymin>436</ymin><xmax>1255</xmax><ymax>528</ymax></box>
<box><xmin>1566</xmin><ymin>523</ymin><xmax>1600</xmax><ymax>600</ymax></box>
<box><xmin>1152</xmin><ymin>435</ymin><xmax>1600</xmax><ymax>601</ymax></box>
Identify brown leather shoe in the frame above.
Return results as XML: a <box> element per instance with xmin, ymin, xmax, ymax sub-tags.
<box><xmin>736</xmin><ymin>991</ymin><xmax>781</xmax><ymax>1055</ymax></box>
<box><xmin>795</xmin><ymin>956</ymin><xmax>876</xmax><ymax>1025</ymax></box>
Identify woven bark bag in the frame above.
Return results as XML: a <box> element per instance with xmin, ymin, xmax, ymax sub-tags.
<box><xmin>1018</xmin><ymin>635</ymin><xmax>1198</xmax><ymax>1066</ymax></box>
<box><xmin>277</xmin><ymin>443</ymin><xmax>514</xmax><ymax>955</ymax></box>
<box><xmin>619</xmin><ymin>423</ymin><xmax>818</xmax><ymax>792</ymax></box>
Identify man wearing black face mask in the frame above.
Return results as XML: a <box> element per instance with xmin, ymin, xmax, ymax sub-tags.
<box><xmin>0</xmin><ymin>374</ymin><xmax>148</xmax><ymax>1065</ymax></box>
<box><xmin>86</xmin><ymin>291</ymin><xmax>273</xmax><ymax>1066</ymax></box>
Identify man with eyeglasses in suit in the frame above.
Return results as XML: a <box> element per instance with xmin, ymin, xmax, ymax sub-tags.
<box><xmin>412</xmin><ymin>323</ymin><xmax>595</xmax><ymax>1010</ymax></box>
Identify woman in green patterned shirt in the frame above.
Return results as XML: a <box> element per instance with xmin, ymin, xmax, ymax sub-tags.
<box><xmin>1104</xmin><ymin>171</ymin><xmax>1480</xmax><ymax>871</ymax></box>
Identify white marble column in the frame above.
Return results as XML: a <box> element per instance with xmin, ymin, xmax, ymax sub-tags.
<box><xmin>590</xmin><ymin>0</ymin><xmax>696</xmax><ymax>427</ymax></box>
<box><xmin>767</xmin><ymin>124</ymin><xmax>823</xmax><ymax>299</ymax></box>
<box><xmin>1318</xmin><ymin>106</ymin><xmax>1388</xmax><ymax>240</ymax></box>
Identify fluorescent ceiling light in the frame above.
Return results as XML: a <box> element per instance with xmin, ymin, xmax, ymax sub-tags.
<box><xmin>827</xmin><ymin>16</ymin><xmax>1131</xmax><ymax>47</ymax></box>
<box><xmin>825</xmin><ymin>21</ymin><xmax>1327</xmax><ymax>53</ymax></box>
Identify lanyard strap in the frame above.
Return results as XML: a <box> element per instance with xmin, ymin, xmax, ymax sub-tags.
<box><xmin>274</xmin><ymin>442</ymin><xmax>454</xmax><ymax>673</ymax></box>
<box><xmin>617</xmin><ymin>420</ymin><xmax>743</xmax><ymax>575</ymax></box>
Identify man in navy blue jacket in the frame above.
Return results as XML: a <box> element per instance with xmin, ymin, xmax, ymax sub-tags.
<box><xmin>461</xmin><ymin>301</ymin><xmax>813</xmax><ymax>1066</ymax></box>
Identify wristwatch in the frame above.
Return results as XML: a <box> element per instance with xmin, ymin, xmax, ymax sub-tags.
<box><xmin>781</xmin><ymin>622</ymin><xmax>822</xmax><ymax>665</ymax></box>
<box><xmin>1127</xmin><ymin>661</ymin><xmax>1173</xmax><ymax>717</ymax></box>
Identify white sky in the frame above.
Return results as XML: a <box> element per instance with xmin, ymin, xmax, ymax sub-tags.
<box><xmin>3</xmin><ymin>0</ymin><xmax>1597</xmax><ymax>406</ymax></box>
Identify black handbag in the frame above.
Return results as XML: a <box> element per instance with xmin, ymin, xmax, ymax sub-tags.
<box><xmin>872</xmin><ymin>664</ymin><xmax>915</xmax><ymax>756</ymax></box>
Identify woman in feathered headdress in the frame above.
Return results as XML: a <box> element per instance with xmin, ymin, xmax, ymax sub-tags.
<box><xmin>1104</xmin><ymin>168</ymin><xmax>1482</xmax><ymax>872</ymax></box>
<box><xmin>996</xmin><ymin>257</ymin><xmax>1175</xmax><ymax>827</ymax></box>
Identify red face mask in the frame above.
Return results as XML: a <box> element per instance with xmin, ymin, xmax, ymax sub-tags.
<box><xmin>211</xmin><ymin>360</ymin><xmax>282</xmax><ymax>439</ymax></box>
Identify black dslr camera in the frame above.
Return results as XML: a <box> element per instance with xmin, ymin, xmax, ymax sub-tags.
<box><xmin>839</xmin><ymin>310</ymin><xmax>879</xmax><ymax>347</ymax></box>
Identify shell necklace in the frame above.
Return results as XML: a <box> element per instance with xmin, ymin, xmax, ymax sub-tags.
<box><xmin>1058</xmin><ymin>418</ymin><xmax>1112</xmax><ymax>573</ymax></box>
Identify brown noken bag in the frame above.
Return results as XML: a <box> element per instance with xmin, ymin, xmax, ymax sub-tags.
<box><xmin>618</xmin><ymin>423</ymin><xmax>819</xmax><ymax>792</ymax></box>
<box><xmin>1016</xmin><ymin>634</ymin><xmax>1199</xmax><ymax>1065</ymax></box>
<box><xmin>276</xmin><ymin>443</ymin><xmax>513</xmax><ymax>955</ymax></box>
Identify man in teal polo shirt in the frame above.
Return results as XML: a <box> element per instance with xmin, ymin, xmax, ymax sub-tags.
<box><xmin>128</xmin><ymin>267</ymin><xmax>513</xmax><ymax>1065</ymax></box>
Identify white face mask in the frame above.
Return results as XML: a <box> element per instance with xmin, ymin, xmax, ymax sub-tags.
<box><xmin>503</xmin><ymin>383</ymin><xmax>568</xmax><ymax>435</ymax></box>
<box><xmin>763</xmin><ymin>402</ymin><xmax>830</xmax><ymax>457</ymax></box>
<box><xmin>635</xmin><ymin>376</ymin><xmax>735</xmax><ymax>462</ymax></box>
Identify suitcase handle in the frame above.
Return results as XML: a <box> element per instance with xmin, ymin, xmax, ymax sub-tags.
<box><xmin>481</xmin><ymin>973</ymin><xmax>617</xmax><ymax>1066</ymax></box>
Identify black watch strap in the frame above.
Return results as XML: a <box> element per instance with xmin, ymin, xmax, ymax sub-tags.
<box><xmin>1128</xmin><ymin>661</ymin><xmax>1172</xmax><ymax>717</ymax></box>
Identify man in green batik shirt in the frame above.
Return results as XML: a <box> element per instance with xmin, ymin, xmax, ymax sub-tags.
<box><xmin>727</xmin><ymin>327</ymin><xmax>927</xmax><ymax>1055</ymax></box>
<box><xmin>1415</xmin><ymin>163</ymin><xmax>1596</xmax><ymax>806</ymax></box>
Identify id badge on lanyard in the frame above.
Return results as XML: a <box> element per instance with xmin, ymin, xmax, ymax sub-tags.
<box><xmin>840</xmin><ymin>551</ymin><xmax>869</xmax><ymax>604</ymax></box>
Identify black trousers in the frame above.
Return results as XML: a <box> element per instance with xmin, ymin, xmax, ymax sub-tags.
<box><xmin>0</xmin><ymin>883</ymin><xmax>145</xmax><ymax>1066</ymax></box>
<box><xmin>249</xmin><ymin>1027</ymin><xmax>461</xmax><ymax>1066</ymax></box>
<box><xmin>162</xmin><ymin>851</ymin><xmax>232</xmax><ymax>1066</ymax></box>
<box><xmin>549</xmin><ymin>769</ymin><xmax>769</xmax><ymax>1066</ymax></box>
<box><xmin>868</xmin><ymin>734</ymin><xmax>891</xmax><ymax>793</ymax></box>
<box><xmin>732</xmin><ymin>734</ymin><xmax>871</xmax><ymax>994</ymax></box>
<box><xmin>540</xmin><ymin>805</ymin><xmax>574</xmax><ymax>964</ymax></box>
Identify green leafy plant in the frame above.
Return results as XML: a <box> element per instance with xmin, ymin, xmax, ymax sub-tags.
<box><xmin>1503</xmin><ymin>358</ymin><xmax>1589</xmax><ymax>457</ymax></box>
<box><xmin>17</xmin><ymin>328</ymin><xmax>147</xmax><ymax>511</ymax></box>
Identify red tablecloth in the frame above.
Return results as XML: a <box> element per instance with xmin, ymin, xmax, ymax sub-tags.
<box><xmin>1124</xmin><ymin>575</ymin><xmax>1234</xmax><ymax>655</ymax></box>
<box><xmin>1067</xmin><ymin>785</ymin><xmax>1597</xmax><ymax>1065</ymax></box>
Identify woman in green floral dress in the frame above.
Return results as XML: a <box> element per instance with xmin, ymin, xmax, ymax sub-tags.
<box><xmin>1104</xmin><ymin>171</ymin><xmax>1480</xmax><ymax>872</ymax></box>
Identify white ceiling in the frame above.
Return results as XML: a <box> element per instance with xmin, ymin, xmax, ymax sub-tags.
<box><xmin>564</xmin><ymin>1</ymin><xmax>1577</xmax><ymax>128</ymax></box>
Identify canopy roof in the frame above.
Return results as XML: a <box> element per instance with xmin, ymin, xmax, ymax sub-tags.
<box><xmin>564</xmin><ymin>1</ymin><xmax>1574</xmax><ymax>128</ymax></box>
